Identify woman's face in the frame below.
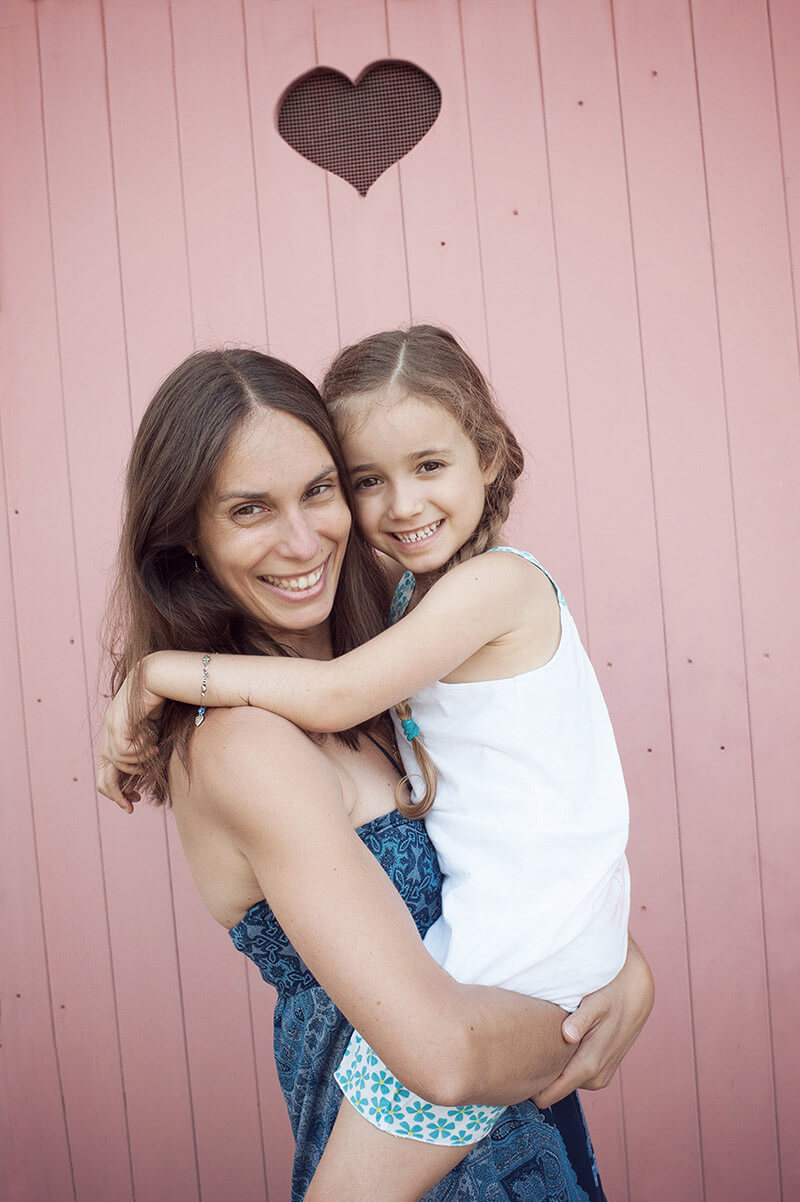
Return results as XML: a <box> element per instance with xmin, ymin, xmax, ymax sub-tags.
<box><xmin>192</xmin><ymin>406</ymin><xmax>352</xmax><ymax>653</ymax></box>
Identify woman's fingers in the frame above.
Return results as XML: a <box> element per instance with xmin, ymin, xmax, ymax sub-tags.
<box><xmin>96</xmin><ymin>755</ymin><xmax>139</xmax><ymax>813</ymax></box>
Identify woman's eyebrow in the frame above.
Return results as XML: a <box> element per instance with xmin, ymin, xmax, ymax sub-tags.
<box><xmin>215</xmin><ymin>464</ymin><xmax>338</xmax><ymax>504</ymax></box>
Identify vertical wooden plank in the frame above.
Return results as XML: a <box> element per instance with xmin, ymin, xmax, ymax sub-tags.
<box><xmin>1</xmin><ymin>1</ymin><xmax>134</xmax><ymax>1197</ymax></box>
<box><xmin>101</xmin><ymin>4</ymin><xmax>206</xmax><ymax>1199</ymax></box>
<box><xmin>165</xmin><ymin>11</ymin><xmax>281</xmax><ymax>1189</ymax></box>
<box><xmin>243</xmin><ymin>0</ymin><xmax>340</xmax><ymax>377</ymax></box>
<box><xmin>386</xmin><ymin>0</ymin><xmax>488</xmax><ymax>359</ymax></box>
<box><xmin>314</xmin><ymin>1</ymin><xmax>413</xmax><ymax>348</ymax></box>
<box><xmin>692</xmin><ymin>2</ymin><xmax>800</xmax><ymax>1197</ymax></box>
<box><xmin>766</xmin><ymin>11</ymin><xmax>800</xmax><ymax>1193</ymax></box>
<box><xmin>0</xmin><ymin>448</ymin><xmax>73</xmax><ymax>1201</ymax></box>
<box><xmin>103</xmin><ymin>0</ymin><xmax>196</xmax><ymax>415</ymax></box>
<box><xmin>535</xmin><ymin>2</ymin><xmax>699</xmax><ymax>1196</ymax></box>
<box><xmin>613</xmin><ymin>2</ymin><xmax>778</xmax><ymax>1198</ymax></box>
<box><xmin>166</xmin><ymin>831</ymin><xmax>270</xmax><ymax>1202</ymax></box>
<box><xmin>770</xmin><ymin>0</ymin><xmax>800</xmax><ymax>338</ymax></box>
<box><xmin>458</xmin><ymin>0</ymin><xmax>585</xmax><ymax>623</ymax></box>
<box><xmin>171</xmin><ymin>0</ymin><xmax>267</xmax><ymax>349</ymax></box>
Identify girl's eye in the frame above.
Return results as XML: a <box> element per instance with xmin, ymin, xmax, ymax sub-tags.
<box><xmin>418</xmin><ymin>461</ymin><xmax>444</xmax><ymax>475</ymax></box>
<box><xmin>354</xmin><ymin>475</ymin><xmax>381</xmax><ymax>490</ymax></box>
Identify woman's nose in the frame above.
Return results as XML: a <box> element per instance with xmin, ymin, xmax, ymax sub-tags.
<box><xmin>278</xmin><ymin>510</ymin><xmax>321</xmax><ymax>561</ymax></box>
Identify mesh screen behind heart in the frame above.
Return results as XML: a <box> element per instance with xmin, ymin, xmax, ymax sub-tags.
<box><xmin>278</xmin><ymin>62</ymin><xmax>442</xmax><ymax>195</ymax></box>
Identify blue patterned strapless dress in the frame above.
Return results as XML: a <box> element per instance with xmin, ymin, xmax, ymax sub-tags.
<box><xmin>229</xmin><ymin>808</ymin><xmax>607</xmax><ymax>1201</ymax></box>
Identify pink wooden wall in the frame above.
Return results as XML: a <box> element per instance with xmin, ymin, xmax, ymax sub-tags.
<box><xmin>2</xmin><ymin>1</ymin><xmax>798</xmax><ymax>1199</ymax></box>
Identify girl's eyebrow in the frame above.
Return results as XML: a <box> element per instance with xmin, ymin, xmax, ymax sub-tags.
<box><xmin>349</xmin><ymin>447</ymin><xmax>449</xmax><ymax>474</ymax></box>
<box><xmin>216</xmin><ymin>464</ymin><xmax>338</xmax><ymax>504</ymax></box>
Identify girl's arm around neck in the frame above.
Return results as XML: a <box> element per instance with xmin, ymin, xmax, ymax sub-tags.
<box><xmin>184</xmin><ymin>706</ymin><xmax>571</xmax><ymax>1106</ymax></box>
<box><xmin>144</xmin><ymin>550</ymin><xmax>557</xmax><ymax>732</ymax></box>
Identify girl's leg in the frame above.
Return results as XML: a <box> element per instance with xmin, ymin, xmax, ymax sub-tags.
<box><xmin>305</xmin><ymin>1096</ymin><xmax>470</xmax><ymax>1202</ymax></box>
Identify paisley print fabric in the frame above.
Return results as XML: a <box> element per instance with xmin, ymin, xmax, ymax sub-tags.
<box><xmin>229</xmin><ymin>808</ymin><xmax>606</xmax><ymax>1201</ymax></box>
<box><xmin>389</xmin><ymin>569</ymin><xmax>416</xmax><ymax>624</ymax></box>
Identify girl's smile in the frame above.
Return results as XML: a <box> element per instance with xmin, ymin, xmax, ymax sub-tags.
<box><xmin>339</xmin><ymin>392</ymin><xmax>496</xmax><ymax>576</ymax></box>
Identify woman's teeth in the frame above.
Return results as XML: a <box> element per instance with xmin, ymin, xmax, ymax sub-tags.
<box><xmin>393</xmin><ymin>521</ymin><xmax>442</xmax><ymax>544</ymax></box>
<box><xmin>262</xmin><ymin>563</ymin><xmax>324</xmax><ymax>591</ymax></box>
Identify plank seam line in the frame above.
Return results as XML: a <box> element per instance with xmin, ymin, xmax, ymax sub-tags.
<box><xmin>163</xmin><ymin>816</ymin><xmax>205</xmax><ymax>1202</ymax></box>
<box><xmin>689</xmin><ymin>0</ymin><xmax>780</xmax><ymax>1191</ymax></box>
<box><xmin>314</xmin><ymin>8</ymin><xmax>343</xmax><ymax>352</ymax></box>
<box><xmin>456</xmin><ymin>0</ymin><xmax>492</xmax><ymax>376</ymax></box>
<box><xmin>99</xmin><ymin>0</ymin><xmax>134</xmax><ymax>439</ymax></box>
<box><xmin>168</xmin><ymin>1</ymin><xmax>197</xmax><ymax>344</ymax></box>
<box><xmin>385</xmin><ymin>0</ymin><xmax>414</xmax><ymax>322</ymax></box>
<box><xmin>530</xmin><ymin>0</ymin><xmax>590</xmax><ymax>645</ymax></box>
<box><xmin>753</xmin><ymin>1</ymin><xmax>794</xmax><ymax>1192</ymax></box>
<box><xmin>163</xmin><ymin>7</ymin><xmax>203</xmax><ymax>1196</ymax></box>
<box><xmin>243</xmin><ymin>960</ymin><xmax>271</xmax><ymax>1202</ymax></box>
<box><xmin>240</xmin><ymin>0</ymin><xmax>270</xmax><ymax>352</ymax></box>
<box><xmin>609</xmin><ymin>0</ymin><xmax>696</xmax><ymax>1188</ymax></box>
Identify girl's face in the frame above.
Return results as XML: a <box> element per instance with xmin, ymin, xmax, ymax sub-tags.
<box><xmin>191</xmin><ymin>406</ymin><xmax>351</xmax><ymax>655</ymax></box>
<box><xmin>338</xmin><ymin>391</ymin><xmax>496</xmax><ymax>576</ymax></box>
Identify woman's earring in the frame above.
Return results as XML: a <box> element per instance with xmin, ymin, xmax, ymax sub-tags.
<box><xmin>192</xmin><ymin>554</ymin><xmax>201</xmax><ymax>574</ymax></box>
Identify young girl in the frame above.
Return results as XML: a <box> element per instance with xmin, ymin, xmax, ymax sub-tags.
<box><xmin>101</xmin><ymin>326</ymin><xmax>631</xmax><ymax>1199</ymax></box>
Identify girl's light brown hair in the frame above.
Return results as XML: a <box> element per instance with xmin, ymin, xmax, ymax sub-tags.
<box><xmin>105</xmin><ymin>348</ymin><xmax>390</xmax><ymax>805</ymax></box>
<box><xmin>321</xmin><ymin>325</ymin><xmax>524</xmax><ymax>817</ymax></box>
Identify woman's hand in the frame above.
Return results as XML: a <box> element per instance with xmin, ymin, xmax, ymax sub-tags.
<box><xmin>95</xmin><ymin>663</ymin><xmax>164</xmax><ymax>812</ymax></box>
<box><xmin>531</xmin><ymin>936</ymin><xmax>654</xmax><ymax>1109</ymax></box>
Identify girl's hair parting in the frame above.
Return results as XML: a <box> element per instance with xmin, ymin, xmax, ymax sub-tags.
<box><xmin>321</xmin><ymin>324</ymin><xmax>525</xmax><ymax>816</ymax></box>
<box><xmin>104</xmin><ymin>347</ymin><xmax>390</xmax><ymax>806</ymax></box>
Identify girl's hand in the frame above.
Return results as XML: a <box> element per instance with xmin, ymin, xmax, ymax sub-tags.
<box><xmin>531</xmin><ymin>936</ymin><xmax>654</xmax><ymax>1109</ymax></box>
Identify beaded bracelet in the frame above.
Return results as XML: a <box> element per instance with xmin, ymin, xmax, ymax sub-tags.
<box><xmin>195</xmin><ymin>653</ymin><xmax>211</xmax><ymax>727</ymax></box>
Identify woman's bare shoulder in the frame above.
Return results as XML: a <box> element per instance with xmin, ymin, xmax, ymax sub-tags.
<box><xmin>178</xmin><ymin>706</ymin><xmax>339</xmax><ymax>831</ymax></box>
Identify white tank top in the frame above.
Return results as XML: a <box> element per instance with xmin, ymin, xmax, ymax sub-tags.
<box><xmin>390</xmin><ymin>548</ymin><xmax>630</xmax><ymax>1010</ymax></box>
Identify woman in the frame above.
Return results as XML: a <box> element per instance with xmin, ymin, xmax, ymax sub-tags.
<box><xmin>99</xmin><ymin>348</ymin><xmax>652</xmax><ymax>1201</ymax></box>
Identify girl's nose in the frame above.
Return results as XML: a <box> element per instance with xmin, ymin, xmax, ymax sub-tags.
<box><xmin>387</xmin><ymin>482</ymin><xmax>425</xmax><ymax>522</ymax></box>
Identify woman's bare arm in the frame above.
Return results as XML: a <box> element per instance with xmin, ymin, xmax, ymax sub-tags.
<box><xmin>184</xmin><ymin>705</ymin><xmax>572</xmax><ymax>1106</ymax></box>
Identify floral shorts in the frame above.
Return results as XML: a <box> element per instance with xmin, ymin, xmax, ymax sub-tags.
<box><xmin>334</xmin><ymin>1030</ymin><xmax>505</xmax><ymax>1146</ymax></box>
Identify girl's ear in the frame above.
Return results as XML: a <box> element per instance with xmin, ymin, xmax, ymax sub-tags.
<box><xmin>481</xmin><ymin>453</ymin><xmax>499</xmax><ymax>486</ymax></box>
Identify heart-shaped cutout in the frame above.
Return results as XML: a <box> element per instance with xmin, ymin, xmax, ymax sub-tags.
<box><xmin>277</xmin><ymin>60</ymin><xmax>441</xmax><ymax>196</ymax></box>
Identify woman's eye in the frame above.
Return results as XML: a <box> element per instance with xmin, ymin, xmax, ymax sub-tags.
<box><xmin>418</xmin><ymin>461</ymin><xmax>444</xmax><ymax>475</ymax></box>
<box><xmin>305</xmin><ymin>481</ymin><xmax>336</xmax><ymax>501</ymax></box>
<box><xmin>354</xmin><ymin>475</ymin><xmax>381</xmax><ymax>490</ymax></box>
<box><xmin>233</xmin><ymin>503</ymin><xmax>264</xmax><ymax>518</ymax></box>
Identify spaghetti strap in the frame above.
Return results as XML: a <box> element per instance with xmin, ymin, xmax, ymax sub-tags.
<box><xmin>490</xmin><ymin>546</ymin><xmax>565</xmax><ymax>606</ymax></box>
<box><xmin>364</xmin><ymin>727</ymin><xmax>403</xmax><ymax>776</ymax></box>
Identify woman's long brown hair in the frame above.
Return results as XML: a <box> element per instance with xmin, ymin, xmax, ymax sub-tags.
<box><xmin>104</xmin><ymin>348</ymin><xmax>390</xmax><ymax>805</ymax></box>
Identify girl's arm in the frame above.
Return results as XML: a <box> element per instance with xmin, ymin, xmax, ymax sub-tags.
<box><xmin>101</xmin><ymin>551</ymin><xmax>554</xmax><ymax>771</ymax></box>
<box><xmin>185</xmin><ymin>705</ymin><xmax>573</xmax><ymax>1106</ymax></box>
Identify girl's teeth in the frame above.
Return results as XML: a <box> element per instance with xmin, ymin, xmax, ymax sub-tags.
<box><xmin>263</xmin><ymin>564</ymin><xmax>324</xmax><ymax>590</ymax></box>
<box><xmin>395</xmin><ymin>522</ymin><xmax>441</xmax><ymax>544</ymax></box>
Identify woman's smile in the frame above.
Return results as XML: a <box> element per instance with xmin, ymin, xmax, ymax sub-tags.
<box><xmin>259</xmin><ymin>557</ymin><xmax>329</xmax><ymax>597</ymax></box>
